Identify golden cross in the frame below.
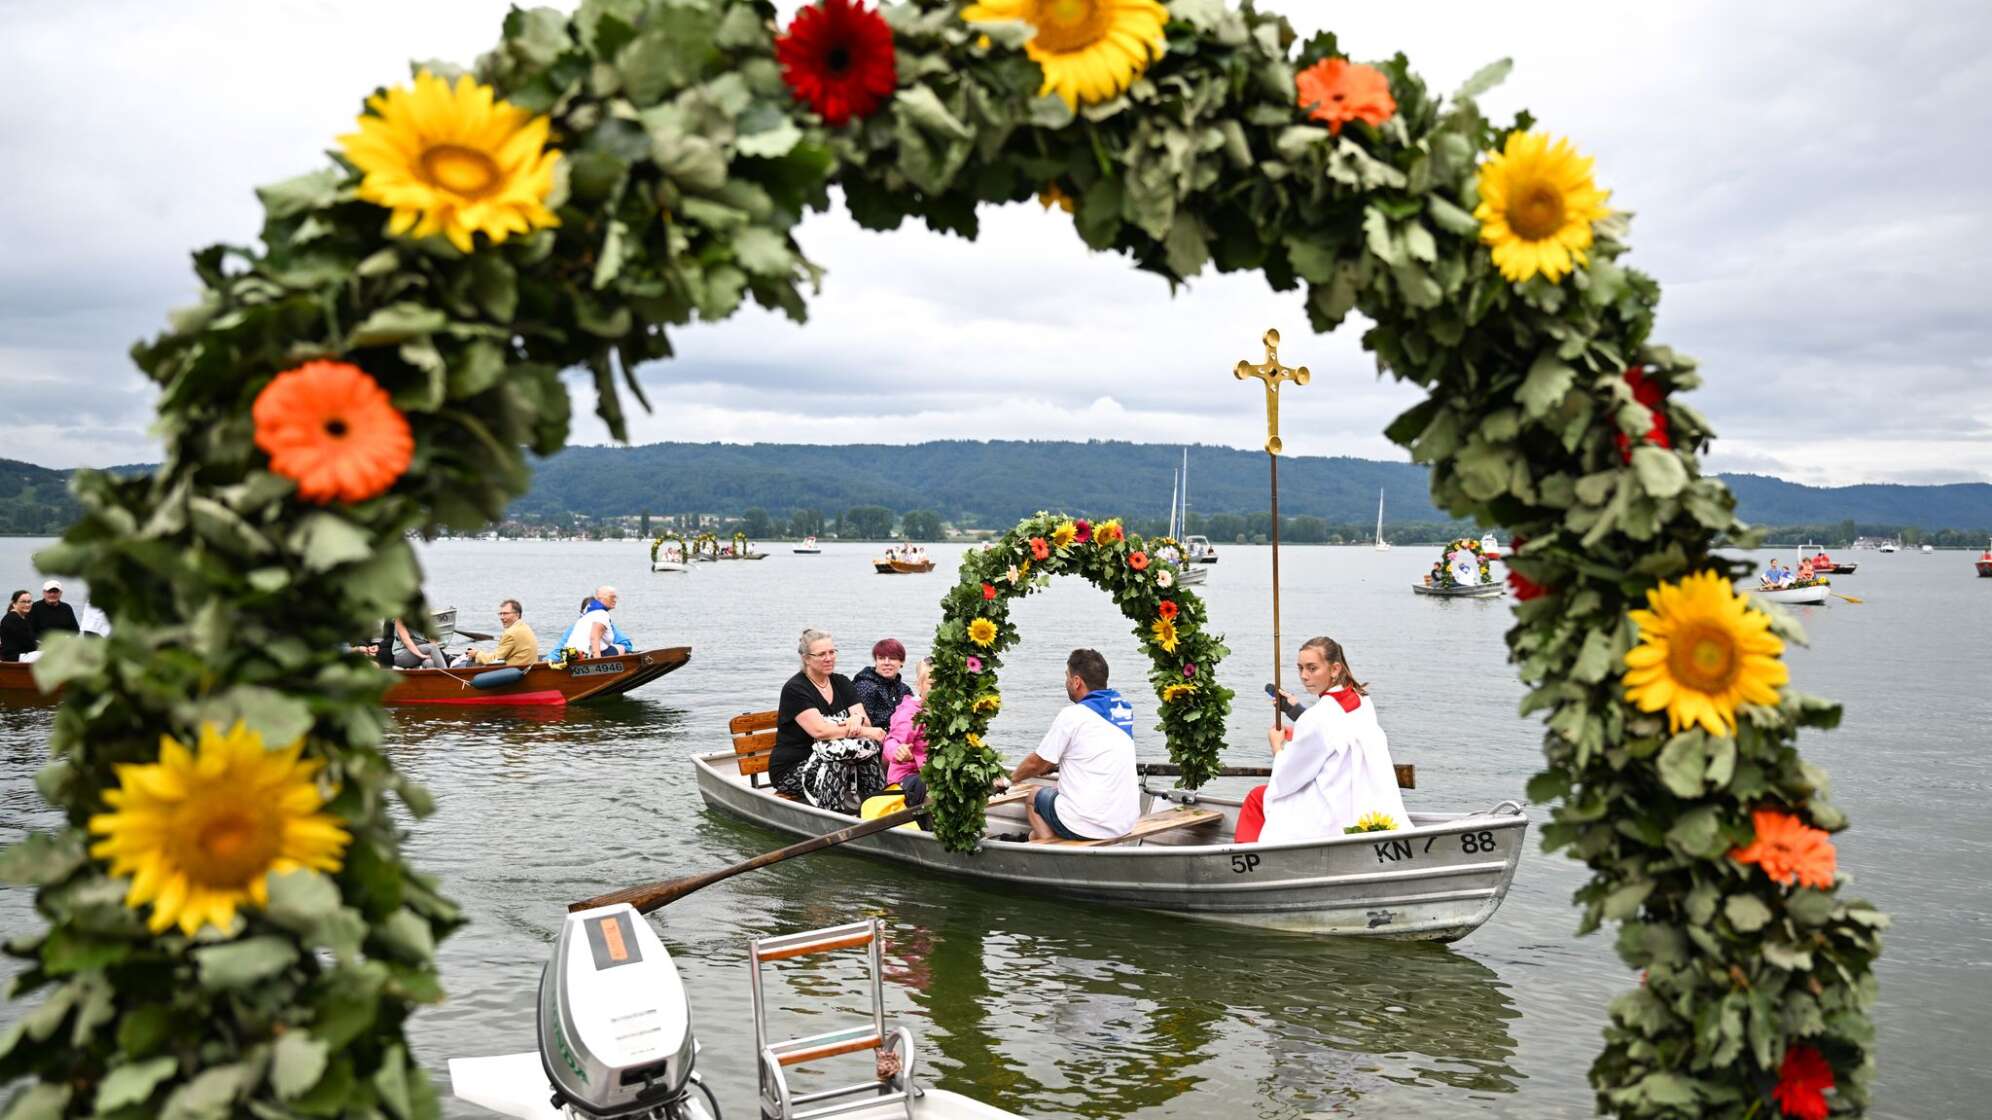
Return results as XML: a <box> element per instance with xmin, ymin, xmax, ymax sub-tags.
<box><xmin>1233</xmin><ymin>328</ymin><xmax>1309</xmax><ymax>455</ymax></box>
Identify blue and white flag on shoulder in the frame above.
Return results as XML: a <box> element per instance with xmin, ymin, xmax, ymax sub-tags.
<box><xmin>1078</xmin><ymin>688</ymin><xmax>1135</xmax><ymax>739</ymax></box>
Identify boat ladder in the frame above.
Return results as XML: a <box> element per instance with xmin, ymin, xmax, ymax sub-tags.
<box><xmin>750</xmin><ymin>918</ymin><xmax>919</xmax><ymax>1120</ymax></box>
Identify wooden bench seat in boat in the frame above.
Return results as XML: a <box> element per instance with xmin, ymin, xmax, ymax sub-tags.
<box><xmin>1030</xmin><ymin>805</ymin><xmax>1225</xmax><ymax>847</ymax></box>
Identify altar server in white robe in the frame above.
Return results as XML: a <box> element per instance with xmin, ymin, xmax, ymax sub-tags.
<box><xmin>1234</xmin><ymin>636</ymin><xmax>1409</xmax><ymax>844</ymax></box>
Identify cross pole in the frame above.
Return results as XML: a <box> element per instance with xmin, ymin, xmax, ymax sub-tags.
<box><xmin>1233</xmin><ymin>328</ymin><xmax>1309</xmax><ymax>728</ymax></box>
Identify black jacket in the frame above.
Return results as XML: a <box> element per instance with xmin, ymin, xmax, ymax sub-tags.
<box><xmin>1</xmin><ymin>612</ymin><xmax>36</xmax><ymax>661</ymax></box>
<box><xmin>27</xmin><ymin>600</ymin><xmax>78</xmax><ymax>637</ymax></box>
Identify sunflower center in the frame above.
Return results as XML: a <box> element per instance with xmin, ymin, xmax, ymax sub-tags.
<box><xmin>1669</xmin><ymin>624</ymin><xmax>1738</xmax><ymax>694</ymax></box>
<box><xmin>1030</xmin><ymin>0</ymin><xmax>1113</xmax><ymax>54</ymax></box>
<box><xmin>1507</xmin><ymin>179</ymin><xmax>1567</xmax><ymax>241</ymax></box>
<box><xmin>420</xmin><ymin>144</ymin><xmax>503</xmax><ymax>198</ymax></box>
<box><xmin>175</xmin><ymin>799</ymin><xmax>283</xmax><ymax>887</ymax></box>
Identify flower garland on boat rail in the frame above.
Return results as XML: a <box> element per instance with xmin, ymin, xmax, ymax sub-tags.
<box><xmin>0</xmin><ymin>1</ymin><xmax>1881</xmax><ymax>1117</ymax></box>
<box><xmin>920</xmin><ymin>513</ymin><xmax>1232</xmax><ymax>848</ymax></box>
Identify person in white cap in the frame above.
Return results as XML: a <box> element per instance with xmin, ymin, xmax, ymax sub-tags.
<box><xmin>29</xmin><ymin>580</ymin><xmax>79</xmax><ymax>639</ymax></box>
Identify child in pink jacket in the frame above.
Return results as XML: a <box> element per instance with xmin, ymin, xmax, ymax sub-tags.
<box><xmin>884</xmin><ymin>658</ymin><xmax>932</xmax><ymax>787</ymax></box>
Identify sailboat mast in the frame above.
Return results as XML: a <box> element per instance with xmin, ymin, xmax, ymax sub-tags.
<box><xmin>1376</xmin><ymin>487</ymin><xmax>1384</xmax><ymax>543</ymax></box>
<box><xmin>1168</xmin><ymin>465</ymin><xmax>1181</xmax><ymax>539</ymax></box>
<box><xmin>1181</xmin><ymin>448</ymin><xmax>1190</xmax><ymax>538</ymax></box>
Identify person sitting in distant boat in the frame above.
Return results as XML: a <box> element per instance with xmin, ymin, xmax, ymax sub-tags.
<box><xmin>1760</xmin><ymin>560</ymin><xmax>1786</xmax><ymax>588</ymax></box>
<box><xmin>771</xmin><ymin>628</ymin><xmax>889</xmax><ymax>812</ymax></box>
<box><xmin>28</xmin><ymin>580</ymin><xmax>79</xmax><ymax>639</ymax></box>
<box><xmin>2</xmin><ymin>590</ymin><xmax>40</xmax><ymax>663</ymax></box>
<box><xmin>852</xmin><ymin>638</ymin><xmax>915</xmax><ymax>730</ymax></box>
<box><xmin>1795</xmin><ymin>559</ymin><xmax>1815</xmax><ymax>585</ymax></box>
<box><xmin>1448</xmin><ymin>548</ymin><xmax>1478</xmax><ymax>587</ymax></box>
<box><xmin>457</xmin><ymin>599</ymin><xmax>539</xmax><ymax>668</ymax></box>
<box><xmin>998</xmin><ymin>649</ymin><xmax>1139</xmax><ymax>842</ymax></box>
<box><xmin>884</xmin><ymin>658</ymin><xmax>933</xmax><ymax>790</ymax></box>
<box><xmin>1236</xmin><ymin>636</ymin><xmax>1408</xmax><ymax>844</ymax></box>
<box><xmin>556</xmin><ymin>586</ymin><xmax>634</xmax><ymax>659</ymax></box>
<box><xmin>378</xmin><ymin>617</ymin><xmax>448</xmax><ymax>669</ymax></box>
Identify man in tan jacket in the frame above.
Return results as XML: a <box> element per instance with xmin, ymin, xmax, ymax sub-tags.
<box><xmin>465</xmin><ymin>599</ymin><xmax>539</xmax><ymax>667</ymax></box>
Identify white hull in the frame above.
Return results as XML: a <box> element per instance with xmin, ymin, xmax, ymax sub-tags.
<box><xmin>651</xmin><ymin>561</ymin><xmax>689</xmax><ymax>573</ymax></box>
<box><xmin>1750</xmin><ymin>584</ymin><xmax>1830</xmax><ymax>604</ymax></box>
<box><xmin>1172</xmin><ymin>564</ymin><xmax>1208</xmax><ymax>586</ymax></box>
<box><xmin>693</xmin><ymin>752</ymin><xmax>1526</xmax><ymax>942</ymax></box>
<box><xmin>1412</xmin><ymin>582</ymin><xmax>1503</xmax><ymax>598</ymax></box>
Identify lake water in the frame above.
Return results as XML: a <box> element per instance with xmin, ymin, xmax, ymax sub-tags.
<box><xmin>3</xmin><ymin>537</ymin><xmax>1987</xmax><ymax>1119</ymax></box>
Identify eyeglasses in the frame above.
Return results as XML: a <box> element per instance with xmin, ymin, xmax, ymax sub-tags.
<box><xmin>809</xmin><ymin>649</ymin><xmax>838</xmax><ymax>659</ymax></box>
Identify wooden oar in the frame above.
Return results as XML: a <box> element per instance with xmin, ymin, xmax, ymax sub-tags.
<box><xmin>1830</xmin><ymin>592</ymin><xmax>1863</xmax><ymax>604</ymax></box>
<box><xmin>455</xmin><ymin>629</ymin><xmax>496</xmax><ymax>642</ymax></box>
<box><xmin>569</xmin><ymin>803</ymin><xmax>931</xmax><ymax>915</ymax></box>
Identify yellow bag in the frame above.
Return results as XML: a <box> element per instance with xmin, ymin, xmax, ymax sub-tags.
<box><xmin>860</xmin><ymin>792</ymin><xmax>920</xmax><ymax>831</ymax></box>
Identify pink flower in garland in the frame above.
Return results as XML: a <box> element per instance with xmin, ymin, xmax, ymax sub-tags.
<box><xmin>775</xmin><ymin>0</ymin><xmax>898</xmax><ymax>127</ymax></box>
<box><xmin>1183</xmin><ymin>662</ymin><xmax>1197</xmax><ymax>679</ymax></box>
<box><xmin>1074</xmin><ymin>519</ymin><xmax>1093</xmax><ymax>543</ymax></box>
<box><xmin>965</xmin><ymin>655</ymin><xmax>983</xmax><ymax>674</ymax></box>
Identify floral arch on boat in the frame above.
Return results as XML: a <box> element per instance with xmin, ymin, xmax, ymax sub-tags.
<box><xmin>3</xmin><ymin>2</ymin><xmax>1880</xmax><ymax>1118</ymax></box>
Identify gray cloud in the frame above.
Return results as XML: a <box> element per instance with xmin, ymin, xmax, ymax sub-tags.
<box><xmin>2</xmin><ymin>0</ymin><xmax>1986</xmax><ymax>488</ymax></box>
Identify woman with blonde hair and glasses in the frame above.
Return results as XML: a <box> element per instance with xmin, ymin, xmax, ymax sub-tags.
<box><xmin>1235</xmin><ymin>635</ymin><xmax>1407</xmax><ymax>843</ymax></box>
<box><xmin>771</xmin><ymin>628</ymin><xmax>889</xmax><ymax>812</ymax></box>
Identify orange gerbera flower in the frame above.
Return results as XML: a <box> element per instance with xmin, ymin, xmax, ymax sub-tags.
<box><xmin>1157</xmin><ymin>600</ymin><xmax>1179</xmax><ymax>621</ymax></box>
<box><xmin>1128</xmin><ymin>550</ymin><xmax>1150</xmax><ymax>571</ymax></box>
<box><xmin>1295</xmin><ymin>58</ymin><xmax>1396</xmax><ymax>135</ymax></box>
<box><xmin>1029</xmin><ymin>536</ymin><xmax>1050</xmax><ymax>561</ymax></box>
<box><xmin>1730</xmin><ymin>808</ymin><xmax>1837</xmax><ymax>890</ymax></box>
<box><xmin>253</xmin><ymin>361</ymin><xmax>413</xmax><ymax>504</ymax></box>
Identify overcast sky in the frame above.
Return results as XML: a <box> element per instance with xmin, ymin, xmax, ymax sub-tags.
<box><xmin>2</xmin><ymin>0</ymin><xmax>1987</xmax><ymax>486</ymax></box>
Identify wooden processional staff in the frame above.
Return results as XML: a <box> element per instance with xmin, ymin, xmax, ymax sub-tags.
<box><xmin>1234</xmin><ymin>328</ymin><xmax>1309</xmax><ymax>727</ymax></box>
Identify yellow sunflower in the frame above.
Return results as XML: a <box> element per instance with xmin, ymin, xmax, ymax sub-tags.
<box><xmin>88</xmin><ymin>723</ymin><xmax>349</xmax><ymax>937</ymax></box>
<box><xmin>1051</xmin><ymin>520</ymin><xmax>1078</xmax><ymax>549</ymax></box>
<box><xmin>1473</xmin><ymin>131</ymin><xmax>1612</xmax><ymax>284</ymax></box>
<box><xmin>1622</xmin><ymin>571</ymin><xmax>1788</xmax><ymax>736</ymax></box>
<box><xmin>1161</xmin><ymin>682</ymin><xmax>1195</xmax><ymax>703</ymax></box>
<box><xmin>967</xmin><ymin>617</ymin><xmax>999</xmax><ymax>647</ymax></box>
<box><xmin>338</xmin><ymin>70</ymin><xmax>561</xmax><ymax>254</ymax></box>
<box><xmin>973</xmin><ymin>693</ymin><xmax>1002</xmax><ymax>714</ymax></box>
<box><xmin>1350</xmin><ymin>811</ymin><xmax>1398</xmax><ymax>833</ymax></box>
<box><xmin>1150</xmin><ymin>617</ymin><xmax>1179</xmax><ymax>653</ymax></box>
<box><xmin>962</xmin><ymin>0</ymin><xmax>1168</xmax><ymax>109</ymax></box>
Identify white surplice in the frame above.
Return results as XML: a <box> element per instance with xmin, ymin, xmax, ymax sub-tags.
<box><xmin>1259</xmin><ymin>688</ymin><xmax>1409</xmax><ymax>844</ymax></box>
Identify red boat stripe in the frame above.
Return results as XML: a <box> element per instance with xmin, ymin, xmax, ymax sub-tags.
<box><xmin>392</xmin><ymin>691</ymin><xmax>568</xmax><ymax>707</ymax></box>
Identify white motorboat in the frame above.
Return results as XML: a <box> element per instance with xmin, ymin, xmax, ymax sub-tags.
<box><xmin>1921</xmin><ymin>544</ymin><xmax>1934</xmax><ymax>554</ymax></box>
<box><xmin>694</xmin><ymin>748</ymin><xmax>1527</xmax><ymax>942</ymax></box>
<box><xmin>1374</xmin><ymin>488</ymin><xmax>1391</xmax><ymax>551</ymax></box>
<box><xmin>1480</xmin><ymin>532</ymin><xmax>1502</xmax><ymax>559</ymax></box>
<box><xmin>451</xmin><ymin>909</ymin><xmax>1021</xmax><ymax>1120</ymax></box>
<box><xmin>793</xmin><ymin>535</ymin><xmax>822</xmax><ymax>554</ymax></box>
<box><xmin>1749</xmin><ymin>582</ymin><xmax>1830</xmax><ymax>604</ymax></box>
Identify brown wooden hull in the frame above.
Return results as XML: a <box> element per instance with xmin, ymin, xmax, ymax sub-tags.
<box><xmin>873</xmin><ymin>560</ymin><xmax>935</xmax><ymax>574</ymax></box>
<box><xmin>1</xmin><ymin>647</ymin><xmax>692</xmax><ymax>707</ymax></box>
<box><xmin>385</xmin><ymin>646</ymin><xmax>691</xmax><ymax>706</ymax></box>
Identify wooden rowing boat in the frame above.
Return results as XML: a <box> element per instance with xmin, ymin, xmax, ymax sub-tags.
<box><xmin>697</xmin><ymin>714</ymin><xmax>1524</xmax><ymax>942</ymax></box>
<box><xmin>873</xmin><ymin>557</ymin><xmax>935</xmax><ymax>574</ymax></box>
<box><xmin>1411</xmin><ymin>582</ymin><xmax>1504</xmax><ymax>598</ymax></box>
<box><xmin>5</xmin><ymin>646</ymin><xmax>693</xmax><ymax>707</ymax></box>
<box><xmin>386</xmin><ymin>646</ymin><xmax>691</xmax><ymax>706</ymax></box>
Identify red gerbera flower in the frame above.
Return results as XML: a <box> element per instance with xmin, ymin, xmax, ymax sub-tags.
<box><xmin>1157</xmin><ymin>600</ymin><xmax>1179</xmax><ymax>621</ymax></box>
<box><xmin>982</xmin><ymin>582</ymin><xmax>997</xmax><ymax>600</ymax></box>
<box><xmin>1614</xmin><ymin>364</ymin><xmax>1673</xmax><ymax>463</ymax></box>
<box><xmin>1506</xmin><ymin>534</ymin><xmax>1549</xmax><ymax>600</ymax></box>
<box><xmin>1772</xmin><ymin>1044</ymin><xmax>1834</xmax><ymax>1120</ymax></box>
<box><xmin>1128</xmin><ymin>551</ymin><xmax>1150</xmax><ymax>572</ymax></box>
<box><xmin>775</xmin><ymin>0</ymin><xmax>897</xmax><ymax>127</ymax></box>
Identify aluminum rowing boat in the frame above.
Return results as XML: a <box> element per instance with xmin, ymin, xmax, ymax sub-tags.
<box><xmin>1410</xmin><ymin>582</ymin><xmax>1504</xmax><ymax>598</ymax></box>
<box><xmin>1748</xmin><ymin>584</ymin><xmax>1830</xmax><ymax>605</ymax></box>
<box><xmin>692</xmin><ymin>750</ymin><xmax>1526</xmax><ymax>942</ymax></box>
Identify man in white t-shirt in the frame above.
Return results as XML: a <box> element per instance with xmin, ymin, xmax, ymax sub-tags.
<box><xmin>1002</xmin><ymin>649</ymin><xmax>1140</xmax><ymax>841</ymax></box>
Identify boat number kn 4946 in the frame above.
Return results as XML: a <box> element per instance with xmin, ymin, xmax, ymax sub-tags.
<box><xmin>569</xmin><ymin>660</ymin><xmax>627</xmax><ymax>677</ymax></box>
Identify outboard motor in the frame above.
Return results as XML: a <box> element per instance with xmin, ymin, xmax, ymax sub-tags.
<box><xmin>451</xmin><ymin>904</ymin><xmax>715</xmax><ymax>1120</ymax></box>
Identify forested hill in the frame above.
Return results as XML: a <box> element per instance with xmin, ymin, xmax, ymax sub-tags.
<box><xmin>0</xmin><ymin>459</ymin><xmax>83</xmax><ymax>535</ymax></box>
<box><xmin>511</xmin><ymin>441</ymin><xmax>1992</xmax><ymax>529</ymax></box>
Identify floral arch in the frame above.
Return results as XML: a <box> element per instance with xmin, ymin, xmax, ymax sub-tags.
<box><xmin>2</xmin><ymin>1</ymin><xmax>1880</xmax><ymax>1118</ymax></box>
<box><xmin>918</xmin><ymin>513</ymin><xmax>1232</xmax><ymax>842</ymax></box>
<box><xmin>649</xmin><ymin>530</ymin><xmax>689</xmax><ymax>563</ymax></box>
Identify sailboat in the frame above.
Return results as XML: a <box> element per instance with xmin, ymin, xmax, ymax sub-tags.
<box><xmin>1166</xmin><ymin>449</ymin><xmax>1209</xmax><ymax>585</ymax></box>
<box><xmin>1374</xmin><ymin>488</ymin><xmax>1391</xmax><ymax>551</ymax></box>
